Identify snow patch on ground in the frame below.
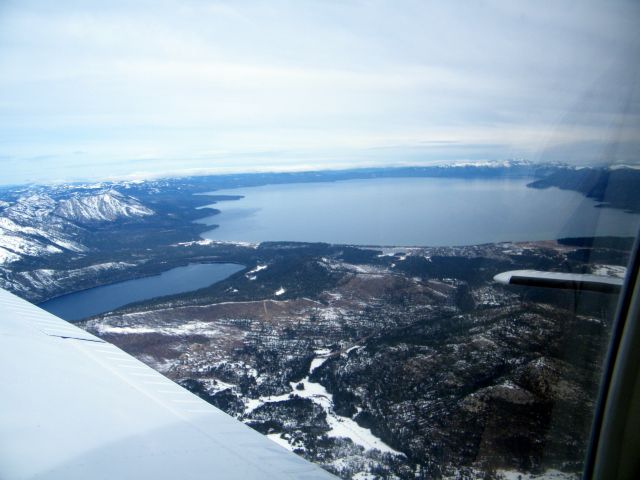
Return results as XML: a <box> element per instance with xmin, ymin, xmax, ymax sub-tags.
<box><xmin>321</xmin><ymin>258</ymin><xmax>391</xmax><ymax>275</ymax></box>
<box><xmin>202</xmin><ymin>240</ymin><xmax>260</xmax><ymax>248</ymax></box>
<box><xmin>352</xmin><ymin>473</ymin><xmax>378</xmax><ymax>480</ymax></box>
<box><xmin>172</xmin><ymin>239</ymin><xmax>214</xmax><ymax>247</ymax></box>
<box><xmin>345</xmin><ymin>345</ymin><xmax>363</xmax><ymax>354</ymax></box>
<box><xmin>245</xmin><ymin>397</ymin><xmax>268</xmax><ymax>412</ymax></box>
<box><xmin>319</xmin><ymin>306</ymin><xmax>347</xmax><ymax>321</ymax></box>
<box><xmin>496</xmin><ymin>469</ymin><xmax>578</xmax><ymax>480</ymax></box>
<box><xmin>95</xmin><ymin>320</ymin><xmax>223</xmax><ymax>337</ymax></box>
<box><xmin>144</xmin><ymin>357</ymin><xmax>181</xmax><ymax>374</ymax></box>
<box><xmin>200</xmin><ymin>378</ymin><xmax>237</xmax><ymax>395</ymax></box>
<box><xmin>0</xmin><ymin>247</ymin><xmax>20</xmax><ymax>264</ymax></box>
<box><xmin>245</xmin><ymin>264</ymin><xmax>268</xmax><ymax>281</ymax></box>
<box><xmin>267</xmin><ymin>433</ymin><xmax>296</xmax><ymax>451</ymax></box>
<box><xmin>309</xmin><ymin>349</ymin><xmax>332</xmax><ymax>373</ymax></box>
<box><xmin>0</xmin><ymin>228</ymin><xmax>61</xmax><ymax>258</ymax></box>
<box><xmin>245</xmin><ymin>348</ymin><xmax>403</xmax><ymax>456</ymax></box>
<box><xmin>377</xmin><ymin>247</ymin><xmax>420</xmax><ymax>256</ymax></box>
<box><xmin>294</xmin><ymin>375</ymin><xmax>402</xmax><ymax>455</ymax></box>
<box><xmin>591</xmin><ymin>264</ymin><xmax>626</xmax><ymax>278</ymax></box>
<box><xmin>12</xmin><ymin>262</ymin><xmax>137</xmax><ymax>291</ymax></box>
<box><xmin>246</xmin><ymin>264</ymin><xmax>268</xmax><ymax>275</ymax></box>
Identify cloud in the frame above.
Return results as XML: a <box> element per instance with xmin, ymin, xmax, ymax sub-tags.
<box><xmin>0</xmin><ymin>0</ymin><xmax>638</xmax><ymax>184</ymax></box>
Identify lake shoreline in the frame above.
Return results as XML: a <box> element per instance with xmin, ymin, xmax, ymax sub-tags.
<box><xmin>198</xmin><ymin>177</ymin><xmax>640</xmax><ymax>247</ymax></box>
<box><xmin>39</xmin><ymin>262</ymin><xmax>245</xmax><ymax>322</ymax></box>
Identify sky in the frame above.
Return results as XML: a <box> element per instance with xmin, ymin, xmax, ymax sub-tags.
<box><xmin>0</xmin><ymin>0</ymin><xmax>639</xmax><ymax>185</ymax></box>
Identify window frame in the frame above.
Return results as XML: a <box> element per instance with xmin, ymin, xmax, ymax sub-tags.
<box><xmin>585</xmin><ymin>229</ymin><xmax>640</xmax><ymax>479</ymax></box>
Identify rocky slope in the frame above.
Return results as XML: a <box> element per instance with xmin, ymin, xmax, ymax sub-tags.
<box><xmin>54</xmin><ymin>190</ymin><xmax>154</xmax><ymax>223</ymax></box>
<box><xmin>0</xmin><ymin>189</ymin><xmax>154</xmax><ymax>266</ymax></box>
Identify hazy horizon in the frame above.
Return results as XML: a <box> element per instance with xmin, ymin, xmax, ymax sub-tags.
<box><xmin>1</xmin><ymin>0</ymin><xmax>639</xmax><ymax>185</ymax></box>
<box><xmin>3</xmin><ymin>159</ymin><xmax>639</xmax><ymax>189</ymax></box>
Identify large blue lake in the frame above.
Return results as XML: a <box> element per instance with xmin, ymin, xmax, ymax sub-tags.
<box><xmin>40</xmin><ymin>263</ymin><xmax>244</xmax><ymax>321</ymax></box>
<box><xmin>200</xmin><ymin>177</ymin><xmax>640</xmax><ymax>246</ymax></box>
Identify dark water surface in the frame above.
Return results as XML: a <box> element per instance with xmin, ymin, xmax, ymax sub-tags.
<box><xmin>40</xmin><ymin>263</ymin><xmax>244</xmax><ymax>321</ymax></box>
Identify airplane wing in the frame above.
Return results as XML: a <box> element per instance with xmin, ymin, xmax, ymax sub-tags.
<box><xmin>0</xmin><ymin>288</ymin><xmax>335</xmax><ymax>480</ymax></box>
<box><xmin>493</xmin><ymin>269</ymin><xmax>624</xmax><ymax>294</ymax></box>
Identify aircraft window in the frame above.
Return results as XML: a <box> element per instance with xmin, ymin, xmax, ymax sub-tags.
<box><xmin>0</xmin><ymin>2</ymin><xmax>639</xmax><ymax>480</ymax></box>
<box><xmin>482</xmin><ymin>185</ymin><xmax>639</xmax><ymax>479</ymax></box>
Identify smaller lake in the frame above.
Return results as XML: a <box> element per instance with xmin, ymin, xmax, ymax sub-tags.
<box><xmin>39</xmin><ymin>263</ymin><xmax>244</xmax><ymax>322</ymax></box>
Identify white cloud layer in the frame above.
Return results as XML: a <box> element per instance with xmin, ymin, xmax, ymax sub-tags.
<box><xmin>0</xmin><ymin>0</ymin><xmax>638</xmax><ymax>184</ymax></box>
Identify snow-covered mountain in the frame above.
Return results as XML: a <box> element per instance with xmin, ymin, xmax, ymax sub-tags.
<box><xmin>430</xmin><ymin>158</ymin><xmax>533</xmax><ymax>169</ymax></box>
<box><xmin>0</xmin><ymin>195</ymin><xmax>84</xmax><ymax>265</ymax></box>
<box><xmin>0</xmin><ymin>189</ymin><xmax>155</xmax><ymax>265</ymax></box>
<box><xmin>0</xmin><ymin>217</ymin><xmax>66</xmax><ymax>257</ymax></box>
<box><xmin>54</xmin><ymin>190</ymin><xmax>154</xmax><ymax>223</ymax></box>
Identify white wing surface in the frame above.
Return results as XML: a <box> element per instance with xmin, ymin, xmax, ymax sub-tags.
<box><xmin>0</xmin><ymin>288</ymin><xmax>335</xmax><ymax>480</ymax></box>
<box><xmin>494</xmin><ymin>269</ymin><xmax>623</xmax><ymax>293</ymax></box>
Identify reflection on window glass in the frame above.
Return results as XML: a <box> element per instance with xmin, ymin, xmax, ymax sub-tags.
<box><xmin>0</xmin><ymin>1</ymin><xmax>638</xmax><ymax>479</ymax></box>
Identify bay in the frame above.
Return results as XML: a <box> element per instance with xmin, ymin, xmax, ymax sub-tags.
<box><xmin>200</xmin><ymin>177</ymin><xmax>640</xmax><ymax>246</ymax></box>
